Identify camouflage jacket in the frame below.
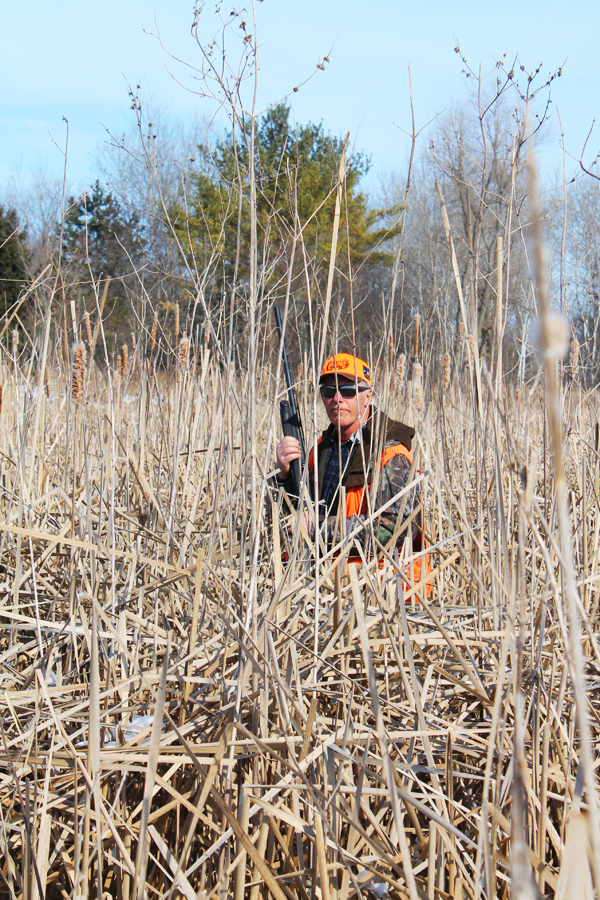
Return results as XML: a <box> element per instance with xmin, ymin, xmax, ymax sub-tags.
<box><xmin>308</xmin><ymin>411</ymin><xmax>421</xmax><ymax>553</ymax></box>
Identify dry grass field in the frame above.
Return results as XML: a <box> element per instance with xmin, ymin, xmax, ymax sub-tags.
<box><xmin>0</xmin><ymin>300</ymin><xmax>598</xmax><ymax>900</ymax></box>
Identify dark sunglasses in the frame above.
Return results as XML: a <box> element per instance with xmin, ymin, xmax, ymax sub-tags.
<box><xmin>320</xmin><ymin>383</ymin><xmax>370</xmax><ymax>399</ymax></box>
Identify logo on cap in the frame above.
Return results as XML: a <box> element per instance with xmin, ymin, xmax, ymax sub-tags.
<box><xmin>326</xmin><ymin>357</ymin><xmax>350</xmax><ymax>372</ymax></box>
<box><xmin>362</xmin><ymin>364</ymin><xmax>370</xmax><ymax>380</ymax></box>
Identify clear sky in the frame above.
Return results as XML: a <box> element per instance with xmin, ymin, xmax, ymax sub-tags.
<box><xmin>1</xmin><ymin>0</ymin><xmax>599</xmax><ymax>199</ymax></box>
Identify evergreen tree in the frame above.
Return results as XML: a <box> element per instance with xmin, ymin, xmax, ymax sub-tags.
<box><xmin>179</xmin><ymin>104</ymin><xmax>399</xmax><ymax>300</ymax></box>
<box><xmin>0</xmin><ymin>205</ymin><xmax>29</xmax><ymax>319</ymax></box>
<box><xmin>62</xmin><ymin>181</ymin><xmax>145</xmax><ymax>292</ymax></box>
<box><xmin>61</xmin><ymin>181</ymin><xmax>146</xmax><ymax>342</ymax></box>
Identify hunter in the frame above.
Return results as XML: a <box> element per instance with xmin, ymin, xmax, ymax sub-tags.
<box><xmin>276</xmin><ymin>352</ymin><xmax>428</xmax><ymax>582</ymax></box>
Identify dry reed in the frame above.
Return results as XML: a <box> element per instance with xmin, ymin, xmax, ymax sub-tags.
<box><xmin>0</xmin><ymin>329</ymin><xmax>598</xmax><ymax>899</ymax></box>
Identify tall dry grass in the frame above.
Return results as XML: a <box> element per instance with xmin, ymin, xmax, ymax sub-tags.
<box><xmin>0</xmin><ymin>304</ymin><xmax>598</xmax><ymax>899</ymax></box>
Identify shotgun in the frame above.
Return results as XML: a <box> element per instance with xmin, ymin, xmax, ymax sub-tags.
<box><xmin>274</xmin><ymin>306</ymin><xmax>306</xmax><ymax>504</ymax></box>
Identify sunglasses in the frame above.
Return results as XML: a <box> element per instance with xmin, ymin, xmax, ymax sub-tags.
<box><xmin>320</xmin><ymin>383</ymin><xmax>370</xmax><ymax>399</ymax></box>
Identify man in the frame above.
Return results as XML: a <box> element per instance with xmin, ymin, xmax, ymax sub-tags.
<box><xmin>276</xmin><ymin>352</ymin><xmax>426</xmax><ymax>571</ymax></box>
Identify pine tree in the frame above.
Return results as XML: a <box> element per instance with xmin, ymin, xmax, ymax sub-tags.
<box><xmin>0</xmin><ymin>205</ymin><xmax>29</xmax><ymax>319</ymax></box>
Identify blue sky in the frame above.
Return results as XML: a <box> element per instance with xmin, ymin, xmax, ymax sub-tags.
<box><xmin>1</xmin><ymin>0</ymin><xmax>599</xmax><ymax>198</ymax></box>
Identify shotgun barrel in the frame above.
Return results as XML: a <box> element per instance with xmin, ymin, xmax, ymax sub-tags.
<box><xmin>274</xmin><ymin>307</ymin><xmax>306</xmax><ymax>504</ymax></box>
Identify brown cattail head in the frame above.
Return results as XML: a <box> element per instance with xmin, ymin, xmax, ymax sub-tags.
<box><xmin>442</xmin><ymin>352</ymin><xmax>451</xmax><ymax>391</ymax></box>
<box><xmin>44</xmin><ymin>366</ymin><xmax>50</xmax><ymax>397</ymax></box>
<box><xmin>178</xmin><ymin>337</ymin><xmax>189</xmax><ymax>373</ymax></box>
<box><xmin>150</xmin><ymin>312</ymin><xmax>157</xmax><ymax>355</ymax></box>
<box><xmin>71</xmin><ymin>342</ymin><xmax>86</xmax><ymax>407</ymax></box>
<box><xmin>389</xmin><ymin>333</ymin><xmax>394</xmax><ymax>356</ymax></box>
<box><xmin>396</xmin><ymin>353</ymin><xmax>406</xmax><ymax>389</ymax></box>
<box><xmin>413</xmin><ymin>314</ymin><xmax>420</xmax><ymax>359</ymax></box>
<box><xmin>130</xmin><ymin>331</ymin><xmax>136</xmax><ymax>350</ymax></box>
<box><xmin>174</xmin><ymin>303</ymin><xmax>180</xmax><ymax>338</ymax></box>
<box><xmin>458</xmin><ymin>321</ymin><xmax>464</xmax><ymax>344</ymax></box>
<box><xmin>83</xmin><ymin>310</ymin><xmax>93</xmax><ymax>347</ymax></box>
<box><xmin>466</xmin><ymin>334</ymin><xmax>475</xmax><ymax>375</ymax></box>
<box><xmin>122</xmin><ymin>344</ymin><xmax>128</xmax><ymax>377</ymax></box>
<box><xmin>12</xmin><ymin>328</ymin><xmax>18</xmax><ymax>358</ymax></box>
<box><xmin>412</xmin><ymin>361</ymin><xmax>423</xmax><ymax>416</ymax></box>
<box><xmin>571</xmin><ymin>335</ymin><xmax>579</xmax><ymax>374</ymax></box>
<box><xmin>204</xmin><ymin>321</ymin><xmax>210</xmax><ymax>346</ymax></box>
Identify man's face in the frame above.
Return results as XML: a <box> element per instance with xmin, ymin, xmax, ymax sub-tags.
<box><xmin>320</xmin><ymin>374</ymin><xmax>372</xmax><ymax>434</ymax></box>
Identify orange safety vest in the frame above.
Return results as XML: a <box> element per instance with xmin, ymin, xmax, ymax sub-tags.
<box><xmin>307</xmin><ymin>418</ymin><xmax>432</xmax><ymax>597</ymax></box>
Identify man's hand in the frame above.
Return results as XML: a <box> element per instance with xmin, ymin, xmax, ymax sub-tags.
<box><xmin>276</xmin><ymin>436</ymin><xmax>302</xmax><ymax>480</ymax></box>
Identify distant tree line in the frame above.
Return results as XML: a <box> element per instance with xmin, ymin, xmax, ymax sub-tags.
<box><xmin>3</xmin><ymin>64</ymin><xmax>600</xmax><ymax>385</ymax></box>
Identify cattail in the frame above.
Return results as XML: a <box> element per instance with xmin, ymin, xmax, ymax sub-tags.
<box><xmin>174</xmin><ymin>303</ymin><xmax>180</xmax><ymax>338</ymax></box>
<box><xmin>389</xmin><ymin>333</ymin><xmax>394</xmax><ymax>356</ymax></box>
<box><xmin>118</xmin><ymin>351</ymin><xmax>123</xmax><ymax>378</ymax></box>
<box><xmin>442</xmin><ymin>352</ymin><xmax>451</xmax><ymax>391</ymax></box>
<box><xmin>44</xmin><ymin>366</ymin><xmax>50</xmax><ymax>398</ymax></box>
<box><xmin>178</xmin><ymin>337</ymin><xmax>189</xmax><ymax>372</ymax></box>
<box><xmin>131</xmin><ymin>331</ymin><xmax>136</xmax><ymax>350</ymax></box>
<box><xmin>122</xmin><ymin>344</ymin><xmax>128</xmax><ymax>377</ymax></box>
<box><xmin>204</xmin><ymin>321</ymin><xmax>210</xmax><ymax>346</ymax></box>
<box><xmin>571</xmin><ymin>335</ymin><xmax>579</xmax><ymax>374</ymax></box>
<box><xmin>12</xmin><ymin>328</ymin><xmax>18</xmax><ymax>358</ymax></box>
<box><xmin>83</xmin><ymin>310</ymin><xmax>93</xmax><ymax>347</ymax></box>
<box><xmin>458</xmin><ymin>321</ymin><xmax>464</xmax><ymax>343</ymax></box>
<box><xmin>396</xmin><ymin>353</ymin><xmax>406</xmax><ymax>389</ymax></box>
<box><xmin>71</xmin><ymin>342</ymin><xmax>86</xmax><ymax>407</ymax></box>
<box><xmin>532</xmin><ymin>311</ymin><xmax>570</xmax><ymax>360</ymax></box>
<box><xmin>150</xmin><ymin>312</ymin><xmax>157</xmax><ymax>355</ymax></box>
<box><xmin>466</xmin><ymin>334</ymin><xmax>475</xmax><ymax>375</ymax></box>
<box><xmin>412</xmin><ymin>361</ymin><xmax>423</xmax><ymax>416</ymax></box>
<box><xmin>413</xmin><ymin>314</ymin><xmax>420</xmax><ymax>359</ymax></box>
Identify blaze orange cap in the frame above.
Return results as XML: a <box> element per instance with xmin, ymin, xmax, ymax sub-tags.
<box><xmin>319</xmin><ymin>353</ymin><xmax>372</xmax><ymax>386</ymax></box>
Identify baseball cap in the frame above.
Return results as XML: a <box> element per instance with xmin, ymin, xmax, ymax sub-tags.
<box><xmin>319</xmin><ymin>353</ymin><xmax>372</xmax><ymax>386</ymax></box>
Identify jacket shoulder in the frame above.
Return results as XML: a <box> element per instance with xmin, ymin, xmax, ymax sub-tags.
<box><xmin>381</xmin><ymin>415</ymin><xmax>414</xmax><ymax>452</ymax></box>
